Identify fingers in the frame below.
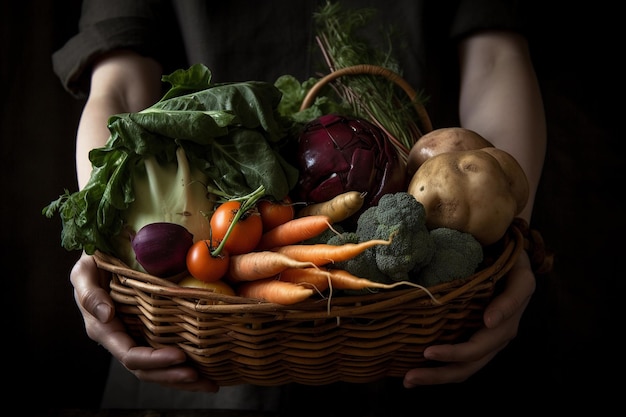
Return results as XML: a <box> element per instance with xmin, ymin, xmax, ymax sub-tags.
<box><xmin>403</xmin><ymin>350</ymin><xmax>498</xmax><ymax>387</ymax></box>
<box><xmin>122</xmin><ymin>346</ymin><xmax>186</xmax><ymax>370</ymax></box>
<box><xmin>403</xmin><ymin>324</ymin><xmax>509</xmax><ymax>387</ymax></box>
<box><xmin>79</xmin><ymin>304</ymin><xmax>219</xmax><ymax>392</ymax></box>
<box><xmin>483</xmin><ymin>251</ymin><xmax>535</xmax><ymax>328</ymax></box>
<box><xmin>423</xmin><ymin>323</ymin><xmax>511</xmax><ymax>363</ymax></box>
<box><xmin>123</xmin><ymin>346</ymin><xmax>220</xmax><ymax>392</ymax></box>
<box><xmin>117</xmin><ymin>345</ymin><xmax>219</xmax><ymax>392</ymax></box>
<box><xmin>69</xmin><ymin>252</ymin><xmax>220</xmax><ymax>393</ymax></box>
<box><xmin>403</xmin><ymin>252</ymin><xmax>536</xmax><ymax>388</ymax></box>
<box><xmin>71</xmin><ymin>252</ymin><xmax>115</xmax><ymax>323</ymax></box>
<box><xmin>107</xmin><ymin>336</ymin><xmax>219</xmax><ymax>392</ymax></box>
<box><xmin>132</xmin><ymin>357</ymin><xmax>220</xmax><ymax>393</ymax></box>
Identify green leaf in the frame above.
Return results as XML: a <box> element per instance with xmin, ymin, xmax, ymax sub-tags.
<box><xmin>208</xmin><ymin>129</ymin><xmax>297</xmax><ymax>198</ymax></box>
<box><xmin>44</xmin><ymin>64</ymin><xmax>299</xmax><ymax>257</ymax></box>
<box><xmin>159</xmin><ymin>63</ymin><xmax>213</xmax><ymax>101</ymax></box>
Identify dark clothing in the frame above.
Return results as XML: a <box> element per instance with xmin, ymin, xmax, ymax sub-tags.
<box><xmin>53</xmin><ymin>0</ymin><xmax>527</xmax><ymax>129</ymax></box>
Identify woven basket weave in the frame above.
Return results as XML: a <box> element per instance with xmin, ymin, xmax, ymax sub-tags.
<box><xmin>96</xmin><ymin>223</ymin><xmax>524</xmax><ymax>386</ymax></box>
<box><xmin>94</xmin><ymin>65</ymin><xmax>536</xmax><ymax>386</ymax></box>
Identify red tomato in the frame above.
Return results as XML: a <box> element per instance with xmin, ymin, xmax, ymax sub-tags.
<box><xmin>186</xmin><ymin>239</ymin><xmax>230</xmax><ymax>282</ymax></box>
<box><xmin>257</xmin><ymin>197</ymin><xmax>295</xmax><ymax>232</ymax></box>
<box><xmin>210</xmin><ymin>201</ymin><xmax>263</xmax><ymax>254</ymax></box>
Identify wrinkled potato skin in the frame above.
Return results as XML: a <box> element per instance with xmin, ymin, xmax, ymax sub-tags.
<box><xmin>407</xmin><ymin>148</ymin><xmax>526</xmax><ymax>246</ymax></box>
<box><xmin>406</xmin><ymin>127</ymin><xmax>494</xmax><ymax>178</ymax></box>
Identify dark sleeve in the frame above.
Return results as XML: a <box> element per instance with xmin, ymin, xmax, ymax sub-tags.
<box><xmin>416</xmin><ymin>0</ymin><xmax>529</xmax><ymax>128</ymax></box>
<box><xmin>450</xmin><ymin>0</ymin><xmax>527</xmax><ymax>39</ymax></box>
<box><xmin>52</xmin><ymin>0</ymin><xmax>183</xmax><ymax>98</ymax></box>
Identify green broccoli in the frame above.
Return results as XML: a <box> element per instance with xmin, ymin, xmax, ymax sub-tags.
<box><xmin>326</xmin><ymin>231</ymin><xmax>360</xmax><ymax>246</ymax></box>
<box><xmin>415</xmin><ymin>227</ymin><xmax>484</xmax><ymax>287</ymax></box>
<box><xmin>353</xmin><ymin>192</ymin><xmax>435</xmax><ymax>282</ymax></box>
<box><xmin>302</xmin><ymin>223</ymin><xmax>344</xmax><ymax>245</ymax></box>
<box><xmin>328</xmin><ymin>232</ymin><xmax>388</xmax><ymax>285</ymax></box>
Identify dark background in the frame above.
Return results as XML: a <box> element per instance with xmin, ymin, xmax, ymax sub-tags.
<box><xmin>3</xmin><ymin>0</ymin><xmax>620</xmax><ymax>412</ymax></box>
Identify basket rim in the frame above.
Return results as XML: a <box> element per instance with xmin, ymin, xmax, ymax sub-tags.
<box><xmin>95</xmin><ymin>221</ymin><xmax>524</xmax><ymax>317</ymax></box>
<box><xmin>299</xmin><ymin>64</ymin><xmax>434</xmax><ymax>136</ymax></box>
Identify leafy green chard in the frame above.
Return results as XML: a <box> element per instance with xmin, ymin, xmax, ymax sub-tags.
<box><xmin>44</xmin><ymin>64</ymin><xmax>299</xmax><ymax>269</ymax></box>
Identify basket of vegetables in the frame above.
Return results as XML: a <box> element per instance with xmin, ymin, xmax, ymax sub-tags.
<box><xmin>94</xmin><ymin>220</ymin><xmax>525</xmax><ymax>387</ymax></box>
<box><xmin>43</xmin><ymin>59</ymin><xmax>552</xmax><ymax>386</ymax></box>
<box><xmin>44</xmin><ymin>1</ymin><xmax>555</xmax><ymax>386</ymax></box>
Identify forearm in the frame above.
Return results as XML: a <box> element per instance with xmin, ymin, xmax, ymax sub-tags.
<box><xmin>458</xmin><ymin>31</ymin><xmax>546</xmax><ymax>223</ymax></box>
<box><xmin>75</xmin><ymin>50</ymin><xmax>163</xmax><ymax>188</ymax></box>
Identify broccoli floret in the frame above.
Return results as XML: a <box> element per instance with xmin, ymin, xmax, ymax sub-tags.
<box><xmin>302</xmin><ymin>223</ymin><xmax>344</xmax><ymax>245</ymax></box>
<box><xmin>354</xmin><ymin>192</ymin><xmax>435</xmax><ymax>282</ymax></box>
<box><xmin>329</xmin><ymin>232</ymin><xmax>389</xmax><ymax>286</ymax></box>
<box><xmin>326</xmin><ymin>231</ymin><xmax>360</xmax><ymax>245</ymax></box>
<box><xmin>415</xmin><ymin>227</ymin><xmax>484</xmax><ymax>287</ymax></box>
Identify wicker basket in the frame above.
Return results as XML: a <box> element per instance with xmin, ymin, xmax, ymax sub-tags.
<box><xmin>300</xmin><ymin>64</ymin><xmax>433</xmax><ymax>163</ymax></box>
<box><xmin>95</xmin><ymin>223</ymin><xmax>524</xmax><ymax>386</ymax></box>
<box><xmin>94</xmin><ymin>65</ymin><xmax>538</xmax><ymax>386</ymax></box>
<box><xmin>300</xmin><ymin>63</ymin><xmax>433</xmax><ymax>132</ymax></box>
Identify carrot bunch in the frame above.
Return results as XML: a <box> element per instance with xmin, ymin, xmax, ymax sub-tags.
<box><xmin>203</xmin><ymin>191</ymin><xmax>432</xmax><ymax>305</ymax></box>
<box><xmin>229</xmin><ymin>224</ymin><xmax>394</xmax><ymax>304</ymax></box>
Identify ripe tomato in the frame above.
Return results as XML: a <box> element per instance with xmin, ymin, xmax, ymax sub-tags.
<box><xmin>257</xmin><ymin>197</ymin><xmax>295</xmax><ymax>232</ymax></box>
<box><xmin>210</xmin><ymin>201</ymin><xmax>263</xmax><ymax>254</ymax></box>
<box><xmin>186</xmin><ymin>239</ymin><xmax>230</xmax><ymax>282</ymax></box>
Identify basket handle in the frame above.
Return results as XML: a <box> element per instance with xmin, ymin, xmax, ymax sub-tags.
<box><xmin>299</xmin><ymin>64</ymin><xmax>433</xmax><ymax>134</ymax></box>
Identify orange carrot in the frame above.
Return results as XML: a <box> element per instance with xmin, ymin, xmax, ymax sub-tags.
<box><xmin>327</xmin><ymin>268</ymin><xmax>441</xmax><ymax>303</ymax></box>
<box><xmin>280</xmin><ymin>266</ymin><xmax>427</xmax><ymax>292</ymax></box>
<box><xmin>273</xmin><ymin>237</ymin><xmax>392</xmax><ymax>266</ymax></box>
<box><xmin>279</xmin><ymin>267</ymin><xmax>332</xmax><ymax>292</ymax></box>
<box><xmin>325</xmin><ymin>268</ymin><xmax>398</xmax><ymax>290</ymax></box>
<box><xmin>236</xmin><ymin>277</ymin><xmax>314</xmax><ymax>305</ymax></box>
<box><xmin>255</xmin><ymin>215</ymin><xmax>333</xmax><ymax>251</ymax></box>
<box><xmin>297</xmin><ymin>191</ymin><xmax>366</xmax><ymax>223</ymax></box>
<box><xmin>227</xmin><ymin>251</ymin><xmax>317</xmax><ymax>283</ymax></box>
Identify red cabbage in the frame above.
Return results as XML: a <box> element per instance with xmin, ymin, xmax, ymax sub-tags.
<box><xmin>292</xmin><ymin>114</ymin><xmax>406</xmax><ymax>221</ymax></box>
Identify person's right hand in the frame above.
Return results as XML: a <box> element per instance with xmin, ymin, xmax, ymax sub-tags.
<box><xmin>71</xmin><ymin>252</ymin><xmax>219</xmax><ymax>392</ymax></box>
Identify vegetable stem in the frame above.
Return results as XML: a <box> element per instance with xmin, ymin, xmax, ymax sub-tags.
<box><xmin>312</xmin><ymin>1</ymin><xmax>429</xmax><ymax>158</ymax></box>
<box><xmin>211</xmin><ymin>185</ymin><xmax>265</xmax><ymax>256</ymax></box>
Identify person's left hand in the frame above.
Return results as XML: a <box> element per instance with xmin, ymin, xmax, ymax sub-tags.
<box><xmin>403</xmin><ymin>250</ymin><xmax>535</xmax><ymax>387</ymax></box>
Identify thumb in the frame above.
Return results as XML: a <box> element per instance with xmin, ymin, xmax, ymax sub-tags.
<box><xmin>70</xmin><ymin>252</ymin><xmax>116</xmax><ymax>323</ymax></box>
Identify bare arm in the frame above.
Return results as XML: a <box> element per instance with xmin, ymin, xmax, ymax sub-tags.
<box><xmin>404</xmin><ymin>30</ymin><xmax>544</xmax><ymax>387</ymax></box>
<box><xmin>458</xmin><ymin>30</ymin><xmax>546</xmax><ymax>222</ymax></box>
<box><xmin>75</xmin><ymin>50</ymin><xmax>163</xmax><ymax>188</ymax></box>
<box><xmin>71</xmin><ymin>50</ymin><xmax>220</xmax><ymax>392</ymax></box>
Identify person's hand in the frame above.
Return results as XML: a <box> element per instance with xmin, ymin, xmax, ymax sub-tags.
<box><xmin>403</xmin><ymin>250</ymin><xmax>535</xmax><ymax>387</ymax></box>
<box><xmin>70</xmin><ymin>252</ymin><xmax>219</xmax><ymax>393</ymax></box>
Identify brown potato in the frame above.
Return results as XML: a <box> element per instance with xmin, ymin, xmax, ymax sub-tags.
<box><xmin>407</xmin><ymin>148</ymin><xmax>528</xmax><ymax>246</ymax></box>
<box><xmin>406</xmin><ymin>127</ymin><xmax>493</xmax><ymax>178</ymax></box>
<box><xmin>479</xmin><ymin>147</ymin><xmax>529</xmax><ymax>214</ymax></box>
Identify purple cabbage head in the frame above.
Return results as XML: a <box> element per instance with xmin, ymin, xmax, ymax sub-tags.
<box><xmin>292</xmin><ymin>114</ymin><xmax>406</xmax><ymax>221</ymax></box>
